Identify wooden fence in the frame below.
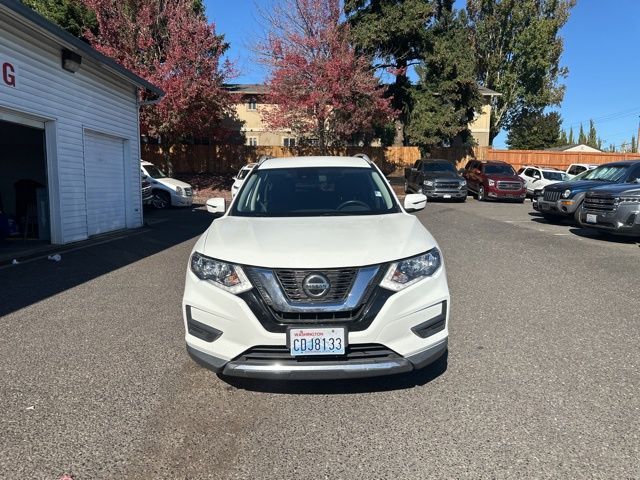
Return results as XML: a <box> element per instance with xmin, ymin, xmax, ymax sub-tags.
<box><xmin>142</xmin><ymin>144</ymin><xmax>639</xmax><ymax>175</ymax></box>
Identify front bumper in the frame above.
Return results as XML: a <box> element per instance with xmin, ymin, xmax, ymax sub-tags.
<box><xmin>188</xmin><ymin>339</ymin><xmax>448</xmax><ymax>380</ymax></box>
<box><xmin>486</xmin><ymin>187</ymin><xmax>526</xmax><ymax>200</ymax></box>
<box><xmin>579</xmin><ymin>207</ymin><xmax>640</xmax><ymax>236</ymax></box>
<box><xmin>183</xmin><ymin>264</ymin><xmax>450</xmax><ymax>380</ymax></box>
<box><xmin>538</xmin><ymin>193</ymin><xmax>584</xmax><ymax>216</ymax></box>
<box><xmin>172</xmin><ymin>194</ymin><xmax>193</xmax><ymax>207</ymax></box>
<box><xmin>424</xmin><ymin>188</ymin><xmax>467</xmax><ymax>199</ymax></box>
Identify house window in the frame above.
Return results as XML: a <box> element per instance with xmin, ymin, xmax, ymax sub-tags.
<box><xmin>247</xmin><ymin>137</ymin><xmax>258</xmax><ymax>146</ymax></box>
<box><xmin>283</xmin><ymin>137</ymin><xmax>295</xmax><ymax>147</ymax></box>
<box><xmin>247</xmin><ymin>97</ymin><xmax>257</xmax><ymax>111</ymax></box>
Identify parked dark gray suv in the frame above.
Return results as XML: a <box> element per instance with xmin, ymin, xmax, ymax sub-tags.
<box><xmin>578</xmin><ymin>183</ymin><xmax>640</xmax><ymax>236</ymax></box>
<box><xmin>404</xmin><ymin>159</ymin><xmax>467</xmax><ymax>201</ymax></box>
<box><xmin>537</xmin><ymin>160</ymin><xmax>640</xmax><ymax>222</ymax></box>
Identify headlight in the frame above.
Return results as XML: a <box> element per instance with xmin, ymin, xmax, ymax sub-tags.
<box><xmin>380</xmin><ymin>248</ymin><xmax>442</xmax><ymax>292</ymax></box>
<box><xmin>423</xmin><ymin>180</ymin><xmax>435</xmax><ymax>187</ymax></box>
<box><xmin>176</xmin><ymin>186</ymin><xmax>184</xmax><ymax>196</ymax></box>
<box><xmin>619</xmin><ymin>196</ymin><xmax>640</xmax><ymax>203</ymax></box>
<box><xmin>488</xmin><ymin>179</ymin><xmax>495</xmax><ymax>187</ymax></box>
<box><xmin>460</xmin><ymin>180</ymin><xmax>467</xmax><ymax>187</ymax></box>
<box><xmin>562</xmin><ymin>189</ymin><xmax>572</xmax><ymax>198</ymax></box>
<box><xmin>190</xmin><ymin>252</ymin><xmax>252</xmax><ymax>294</ymax></box>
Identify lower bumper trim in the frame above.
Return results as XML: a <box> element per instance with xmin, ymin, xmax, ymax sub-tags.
<box><xmin>187</xmin><ymin>339</ymin><xmax>448</xmax><ymax>380</ymax></box>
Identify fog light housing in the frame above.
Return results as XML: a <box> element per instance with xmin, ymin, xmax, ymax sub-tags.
<box><xmin>411</xmin><ymin>301</ymin><xmax>447</xmax><ymax>339</ymax></box>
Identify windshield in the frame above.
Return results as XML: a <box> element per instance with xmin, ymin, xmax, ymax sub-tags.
<box><xmin>542</xmin><ymin>171</ymin><xmax>569</xmax><ymax>181</ymax></box>
<box><xmin>485</xmin><ymin>164</ymin><xmax>515</xmax><ymax>175</ymax></box>
<box><xmin>569</xmin><ymin>169</ymin><xmax>591</xmax><ymax>182</ymax></box>
<box><xmin>582</xmin><ymin>165</ymin><xmax>629</xmax><ymax>182</ymax></box>
<box><xmin>231</xmin><ymin>167</ymin><xmax>400</xmax><ymax>217</ymax></box>
<box><xmin>143</xmin><ymin>165</ymin><xmax>167</xmax><ymax>179</ymax></box>
<box><xmin>236</xmin><ymin>167</ymin><xmax>251</xmax><ymax>180</ymax></box>
<box><xmin>423</xmin><ymin>162</ymin><xmax>456</xmax><ymax>173</ymax></box>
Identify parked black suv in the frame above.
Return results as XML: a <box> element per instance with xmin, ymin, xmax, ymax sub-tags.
<box><xmin>578</xmin><ymin>183</ymin><xmax>640</xmax><ymax>236</ymax></box>
<box><xmin>404</xmin><ymin>159</ymin><xmax>467</xmax><ymax>201</ymax></box>
<box><xmin>537</xmin><ymin>160</ymin><xmax>640</xmax><ymax>222</ymax></box>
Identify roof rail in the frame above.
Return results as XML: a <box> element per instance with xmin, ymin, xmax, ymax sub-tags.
<box><xmin>354</xmin><ymin>153</ymin><xmax>374</xmax><ymax>165</ymax></box>
<box><xmin>256</xmin><ymin>154</ymin><xmax>273</xmax><ymax>166</ymax></box>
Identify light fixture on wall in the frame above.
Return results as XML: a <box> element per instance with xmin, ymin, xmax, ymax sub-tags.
<box><xmin>61</xmin><ymin>48</ymin><xmax>82</xmax><ymax>73</ymax></box>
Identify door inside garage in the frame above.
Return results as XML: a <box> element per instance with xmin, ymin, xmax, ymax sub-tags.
<box><xmin>83</xmin><ymin>130</ymin><xmax>126</xmax><ymax>236</ymax></box>
<box><xmin>0</xmin><ymin>119</ymin><xmax>50</xmax><ymax>254</ymax></box>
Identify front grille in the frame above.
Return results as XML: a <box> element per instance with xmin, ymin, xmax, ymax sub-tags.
<box><xmin>235</xmin><ymin>344</ymin><xmax>400</xmax><ymax>363</ymax></box>
<box><xmin>272</xmin><ymin>305</ymin><xmax>364</xmax><ymax>323</ymax></box>
<box><xmin>497</xmin><ymin>181</ymin><xmax>522</xmax><ymax>191</ymax></box>
<box><xmin>240</xmin><ymin>268</ymin><xmax>391</xmax><ymax>332</ymax></box>
<box><xmin>275</xmin><ymin>269</ymin><xmax>357</xmax><ymax>303</ymax></box>
<box><xmin>544</xmin><ymin>190</ymin><xmax>561</xmax><ymax>202</ymax></box>
<box><xmin>434</xmin><ymin>182</ymin><xmax>460</xmax><ymax>190</ymax></box>
<box><xmin>584</xmin><ymin>194</ymin><xmax>617</xmax><ymax>212</ymax></box>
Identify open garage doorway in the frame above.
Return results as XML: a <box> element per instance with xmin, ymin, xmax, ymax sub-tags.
<box><xmin>0</xmin><ymin>119</ymin><xmax>50</xmax><ymax>259</ymax></box>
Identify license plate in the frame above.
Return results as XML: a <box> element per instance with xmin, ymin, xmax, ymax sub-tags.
<box><xmin>289</xmin><ymin>327</ymin><xmax>346</xmax><ymax>356</ymax></box>
<box><xmin>443</xmin><ymin>194</ymin><xmax>452</xmax><ymax>199</ymax></box>
<box><xmin>540</xmin><ymin>202</ymin><xmax>550</xmax><ymax>210</ymax></box>
<box><xmin>586</xmin><ymin>213</ymin><xmax>597</xmax><ymax>224</ymax></box>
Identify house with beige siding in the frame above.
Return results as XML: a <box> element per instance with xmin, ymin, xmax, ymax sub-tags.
<box><xmin>224</xmin><ymin>83</ymin><xmax>500</xmax><ymax>148</ymax></box>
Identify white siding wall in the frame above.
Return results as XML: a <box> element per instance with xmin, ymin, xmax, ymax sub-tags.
<box><xmin>0</xmin><ymin>16</ymin><xmax>142</xmax><ymax>244</ymax></box>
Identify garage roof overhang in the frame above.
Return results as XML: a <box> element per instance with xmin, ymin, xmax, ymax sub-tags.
<box><xmin>0</xmin><ymin>0</ymin><xmax>164</xmax><ymax>99</ymax></box>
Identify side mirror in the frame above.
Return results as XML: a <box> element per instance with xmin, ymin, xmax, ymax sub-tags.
<box><xmin>141</xmin><ymin>174</ymin><xmax>148</xmax><ymax>180</ymax></box>
<box><xmin>206</xmin><ymin>197</ymin><xmax>226</xmax><ymax>214</ymax></box>
<box><xmin>404</xmin><ymin>193</ymin><xmax>427</xmax><ymax>212</ymax></box>
<box><xmin>232</xmin><ymin>176</ymin><xmax>237</xmax><ymax>181</ymax></box>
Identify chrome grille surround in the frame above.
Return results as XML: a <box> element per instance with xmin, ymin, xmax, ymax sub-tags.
<box><xmin>497</xmin><ymin>181</ymin><xmax>522</xmax><ymax>191</ymax></box>
<box><xmin>434</xmin><ymin>181</ymin><xmax>461</xmax><ymax>190</ymax></box>
<box><xmin>543</xmin><ymin>190</ymin><xmax>561</xmax><ymax>202</ymax></box>
<box><xmin>275</xmin><ymin>269</ymin><xmax>357</xmax><ymax>303</ymax></box>
<box><xmin>584</xmin><ymin>193</ymin><xmax>617</xmax><ymax>212</ymax></box>
<box><xmin>245</xmin><ymin>266</ymin><xmax>381</xmax><ymax>321</ymax></box>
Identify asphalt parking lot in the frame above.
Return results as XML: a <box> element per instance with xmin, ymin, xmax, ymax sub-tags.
<box><xmin>1</xmin><ymin>200</ymin><xmax>638</xmax><ymax>479</ymax></box>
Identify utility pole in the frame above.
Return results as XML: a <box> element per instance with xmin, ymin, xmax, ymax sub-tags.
<box><xmin>637</xmin><ymin>115</ymin><xmax>640</xmax><ymax>153</ymax></box>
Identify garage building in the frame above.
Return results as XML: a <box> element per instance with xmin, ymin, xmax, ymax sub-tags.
<box><xmin>0</xmin><ymin>0</ymin><xmax>162</xmax><ymax>251</ymax></box>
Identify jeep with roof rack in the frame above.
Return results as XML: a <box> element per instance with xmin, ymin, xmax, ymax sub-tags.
<box><xmin>182</xmin><ymin>155</ymin><xmax>449</xmax><ymax>380</ymax></box>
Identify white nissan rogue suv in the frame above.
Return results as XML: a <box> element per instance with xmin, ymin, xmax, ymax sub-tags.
<box><xmin>182</xmin><ymin>155</ymin><xmax>449</xmax><ymax>379</ymax></box>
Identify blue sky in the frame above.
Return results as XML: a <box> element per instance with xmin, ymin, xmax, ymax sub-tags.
<box><xmin>204</xmin><ymin>0</ymin><xmax>640</xmax><ymax>149</ymax></box>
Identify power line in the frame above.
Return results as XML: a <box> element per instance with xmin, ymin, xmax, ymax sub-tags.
<box><xmin>563</xmin><ymin>106</ymin><xmax>640</xmax><ymax>129</ymax></box>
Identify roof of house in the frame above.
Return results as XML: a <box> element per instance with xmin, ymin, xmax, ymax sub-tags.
<box><xmin>545</xmin><ymin>144</ymin><xmax>601</xmax><ymax>152</ymax></box>
<box><xmin>0</xmin><ymin>0</ymin><xmax>164</xmax><ymax>97</ymax></box>
<box><xmin>225</xmin><ymin>84</ymin><xmax>270</xmax><ymax>95</ymax></box>
<box><xmin>225</xmin><ymin>83</ymin><xmax>501</xmax><ymax>97</ymax></box>
<box><xmin>478</xmin><ymin>86</ymin><xmax>501</xmax><ymax>97</ymax></box>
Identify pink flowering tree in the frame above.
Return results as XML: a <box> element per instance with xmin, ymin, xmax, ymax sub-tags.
<box><xmin>82</xmin><ymin>0</ymin><xmax>234</xmax><ymax>168</ymax></box>
<box><xmin>258</xmin><ymin>0</ymin><xmax>395</xmax><ymax>151</ymax></box>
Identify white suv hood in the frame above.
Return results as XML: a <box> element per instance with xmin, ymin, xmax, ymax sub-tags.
<box><xmin>157</xmin><ymin>177</ymin><xmax>191</xmax><ymax>189</ymax></box>
<box><xmin>200</xmin><ymin>213</ymin><xmax>437</xmax><ymax>269</ymax></box>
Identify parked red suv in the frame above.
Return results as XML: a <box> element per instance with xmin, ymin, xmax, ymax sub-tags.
<box><xmin>462</xmin><ymin>160</ymin><xmax>526</xmax><ymax>202</ymax></box>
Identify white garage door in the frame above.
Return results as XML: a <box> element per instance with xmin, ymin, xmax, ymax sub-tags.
<box><xmin>84</xmin><ymin>131</ymin><xmax>126</xmax><ymax>236</ymax></box>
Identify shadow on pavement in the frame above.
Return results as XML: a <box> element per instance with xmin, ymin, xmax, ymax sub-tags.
<box><xmin>219</xmin><ymin>352</ymin><xmax>448</xmax><ymax>394</ymax></box>
<box><xmin>569</xmin><ymin>227</ymin><xmax>640</xmax><ymax>245</ymax></box>
<box><xmin>528</xmin><ymin>212</ymin><xmax>574</xmax><ymax>225</ymax></box>
<box><xmin>0</xmin><ymin>206</ymin><xmax>212</xmax><ymax>317</ymax></box>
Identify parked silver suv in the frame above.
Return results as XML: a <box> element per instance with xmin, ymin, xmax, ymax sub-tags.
<box><xmin>579</xmin><ymin>183</ymin><xmax>640</xmax><ymax>236</ymax></box>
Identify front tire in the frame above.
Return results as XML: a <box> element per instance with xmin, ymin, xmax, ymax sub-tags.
<box><xmin>573</xmin><ymin>205</ymin><xmax>584</xmax><ymax>226</ymax></box>
<box><xmin>152</xmin><ymin>190</ymin><xmax>171</xmax><ymax>209</ymax></box>
<box><xmin>477</xmin><ymin>186</ymin><xmax>485</xmax><ymax>201</ymax></box>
